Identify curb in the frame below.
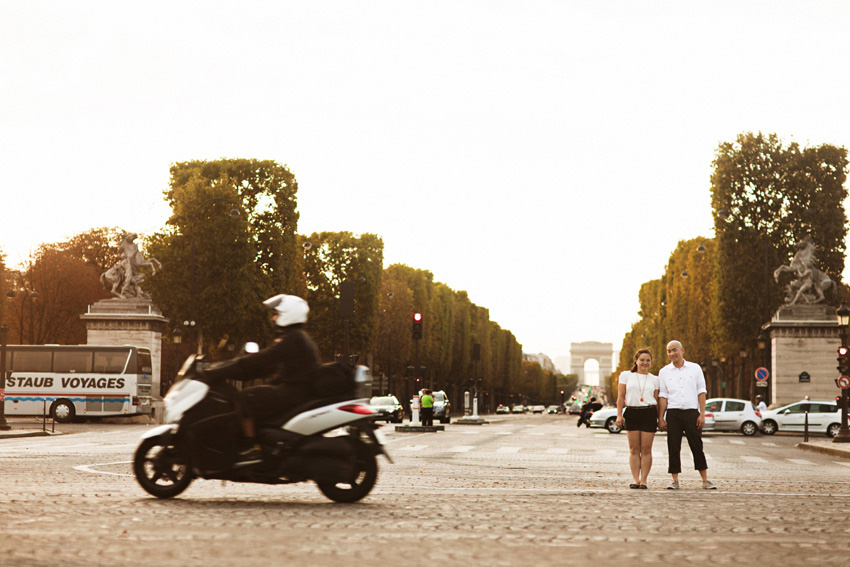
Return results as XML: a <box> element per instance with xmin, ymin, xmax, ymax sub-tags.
<box><xmin>0</xmin><ymin>430</ymin><xmax>61</xmax><ymax>440</ymax></box>
<box><xmin>797</xmin><ymin>441</ymin><xmax>850</xmax><ymax>459</ymax></box>
<box><xmin>394</xmin><ymin>425</ymin><xmax>445</xmax><ymax>433</ymax></box>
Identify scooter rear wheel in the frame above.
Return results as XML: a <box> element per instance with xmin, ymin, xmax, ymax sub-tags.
<box><xmin>316</xmin><ymin>439</ymin><xmax>378</xmax><ymax>503</ymax></box>
<box><xmin>134</xmin><ymin>435</ymin><xmax>193</xmax><ymax>499</ymax></box>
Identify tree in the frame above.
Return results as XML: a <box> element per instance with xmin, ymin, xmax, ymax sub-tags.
<box><xmin>301</xmin><ymin>231</ymin><xmax>383</xmax><ymax>360</ymax></box>
<box><xmin>60</xmin><ymin>227</ymin><xmax>124</xmax><ymax>274</ymax></box>
<box><xmin>8</xmin><ymin>245</ymin><xmax>109</xmax><ymax>345</ymax></box>
<box><xmin>146</xmin><ymin>159</ymin><xmax>300</xmax><ymax>353</ymax></box>
<box><xmin>711</xmin><ymin>132</ymin><xmax>848</xmax><ymax>351</ymax></box>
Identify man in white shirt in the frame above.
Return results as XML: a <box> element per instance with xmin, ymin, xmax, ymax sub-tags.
<box><xmin>756</xmin><ymin>395</ymin><xmax>768</xmax><ymax>415</ymax></box>
<box><xmin>658</xmin><ymin>340</ymin><xmax>716</xmax><ymax>490</ymax></box>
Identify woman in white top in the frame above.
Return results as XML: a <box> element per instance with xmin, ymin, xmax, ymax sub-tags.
<box><xmin>615</xmin><ymin>348</ymin><xmax>660</xmax><ymax>489</ymax></box>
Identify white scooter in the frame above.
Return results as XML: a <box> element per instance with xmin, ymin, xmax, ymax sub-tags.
<box><xmin>133</xmin><ymin>353</ymin><xmax>391</xmax><ymax>503</ymax></box>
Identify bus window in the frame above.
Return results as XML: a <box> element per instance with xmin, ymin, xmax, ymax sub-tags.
<box><xmin>12</xmin><ymin>351</ymin><xmax>52</xmax><ymax>372</ymax></box>
<box><xmin>54</xmin><ymin>351</ymin><xmax>93</xmax><ymax>373</ymax></box>
<box><xmin>136</xmin><ymin>350</ymin><xmax>153</xmax><ymax>376</ymax></box>
<box><xmin>94</xmin><ymin>350</ymin><xmax>130</xmax><ymax>374</ymax></box>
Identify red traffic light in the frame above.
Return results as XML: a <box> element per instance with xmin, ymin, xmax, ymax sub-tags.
<box><xmin>839</xmin><ymin>346</ymin><xmax>850</xmax><ymax>357</ymax></box>
<box><xmin>412</xmin><ymin>312</ymin><xmax>423</xmax><ymax>340</ymax></box>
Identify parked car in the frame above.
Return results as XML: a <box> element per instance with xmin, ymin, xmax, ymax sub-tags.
<box><xmin>529</xmin><ymin>405</ymin><xmax>546</xmax><ymax>414</ymax></box>
<box><xmin>590</xmin><ymin>407</ymin><xmax>716</xmax><ymax>434</ymax></box>
<box><xmin>704</xmin><ymin>398</ymin><xmax>762</xmax><ymax>436</ymax></box>
<box><xmin>511</xmin><ymin>405</ymin><xmax>525</xmax><ymax>414</ymax></box>
<box><xmin>432</xmin><ymin>390</ymin><xmax>452</xmax><ymax>424</ymax></box>
<box><xmin>589</xmin><ymin>407</ymin><xmax>621</xmax><ymax>433</ymax></box>
<box><xmin>368</xmin><ymin>395</ymin><xmax>404</xmax><ymax>423</ymax></box>
<box><xmin>496</xmin><ymin>404</ymin><xmax>511</xmax><ymax>414</ymax></box>
<box><xmin>546</xmin><ymin>405</ymin><xmax>560</xmax><ymax>414</ymax></box>
<box><xmin>760</xmin><ymin>400</ymin><xmax>841</xmax><ymax>437</ymax></box>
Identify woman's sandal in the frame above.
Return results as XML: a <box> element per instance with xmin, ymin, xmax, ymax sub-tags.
<box><xmin>629</xmin><ymin>483</ymin><xmax>640</xmax><ymax>489</ymax></box>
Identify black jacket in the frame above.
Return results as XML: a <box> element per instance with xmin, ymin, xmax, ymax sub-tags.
<box><xmin>203</xmin><ymin>325</ymin><xmax>321</xmax><ymax>386</ymax></box>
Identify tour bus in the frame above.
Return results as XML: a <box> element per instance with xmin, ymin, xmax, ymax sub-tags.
<box><xmin>4</xmin><ymin>344</ymin><xmax>153</xmax><ymax>422</ymax></box>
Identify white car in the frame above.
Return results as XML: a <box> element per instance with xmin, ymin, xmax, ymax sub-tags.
<box><xmin>704</xmin><ymin>398</ymin><xmax>762</xmax><ymax>436</ymax></box>
<box><xmin>589</xmin><ymin>407</ymin><xmax>621</xmax><ymax>433</ymax></box>
<box><xmin>760</xmin><ymin>400</ymin><xmax>842</xmax><ymax>437</ymax></box>
<box><xmin>589</xmin><ymin>406</ymin><xmax>716</xmax><ymax>434</ymax></box>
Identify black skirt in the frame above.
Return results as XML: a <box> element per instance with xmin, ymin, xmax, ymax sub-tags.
<box><xmin>624</xmin><ymin>406</ymin><xmax>658</xmax><ymax>432</ymax></box>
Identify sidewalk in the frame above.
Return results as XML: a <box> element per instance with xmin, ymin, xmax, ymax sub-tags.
<box><xmin>797</xmin><ymin>437</ymin><xmax>850</xmax><ymax>459</ymax></box>
<box><xmin>0</xmin><ymin>420</ymin><xmax>62</xmax><ymax>440</ymax></box>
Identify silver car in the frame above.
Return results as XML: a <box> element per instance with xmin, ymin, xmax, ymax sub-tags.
<box><xmin>704</xmin><ymin>398</ymin><xmax>762</xmax><ymax>436</ymax></box>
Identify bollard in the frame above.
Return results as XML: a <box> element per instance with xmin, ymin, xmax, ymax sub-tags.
<box><xmin>411</xmin><ymin>395</ymin><xmax>421</xmax><ymax>426</ymax></box>
<box><xmin>804</xmin><ymin>411</ymin><xmax>809</xmax><ymax>442</ymax></box>
<box><xmin>472</xmin><ymin>397</ymin><xmax>479</xmax><ymax>419</ymax></box>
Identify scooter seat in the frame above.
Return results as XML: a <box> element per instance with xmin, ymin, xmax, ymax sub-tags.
<box><xmin>259</xmin><ymin>394</ymin><xmax>357</xmax><ymax>429</ymax></box>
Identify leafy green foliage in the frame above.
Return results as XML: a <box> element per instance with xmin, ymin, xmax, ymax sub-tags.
<box><xmin>712</xmin><ymin>132</ymin><xmax>848</xmax><ymax>349</ymax></box>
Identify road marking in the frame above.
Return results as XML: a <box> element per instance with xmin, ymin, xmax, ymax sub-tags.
<box><xmin>496</xmin><ymin>431</ymin><xmax>512</xmax><ymax>435</ymax></box>
<box><xmin>787</xmin><ymin>458</ymin><xmax>815</xmax><ymax>465</ymax></box>
<box><xmin>545</xmin><ymin>448</ymin><xmax>569</xmax><ymax>454</ymax></box>
<box><xmin>728</xmin><ymin>440</ymin><xmax>745</xmax><ymax>445</ymax></box>
<box><xmin>740</xmin><ymin>456</ymin><xmax>767</xmax><ymax>463</ymax></box>
<box><xmin>399</xmin><ymin>445</ymin><xmax>429</xmax><ymax>451</ymax></box>
<box><xmin>595</xmin><ymin>449</ymin><xmax>617</xmax><ymax>456</ymax></box>
<box><xmin>835</xmin><ymin>462</ymin><xmax>850</xmax><ymax>467</ymax></box>
<box><xmin>74</xmin><ymin>461</ymin><xmax>132</xmax><ymax>477</ymax></box>
<box><xmin>497</xmin><ymin>447</ymin><xmax>521</xmax><ymax>453</ymax></box>
<box><xmin>761</xmin><ymin>442</ymin><xmax>778</xmax><ymax>447</ymax></box>
<box><xmin>460</xmin><ymin>430</ymin><xmax>482</xmax><ymax>435</ymax></box>
<box><xmin>448</xmin><ymin>446</ymin><xmax>475</xmax><ymax>453</ymax></box>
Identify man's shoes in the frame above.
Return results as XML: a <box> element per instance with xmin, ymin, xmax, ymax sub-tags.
<box><xmin>234</xmin><ymin>446</ymin><xmax>263</xmax><ymax>467</ymax></box>
<box><xmin>667</xmin><ymin>481</ymin><xmax>680</xmax><ymax>490</ymax></box>
<box><xmin>702</xmin><ymin>480</ymin><xmax>717</xmax><ymax>490</ymax></box>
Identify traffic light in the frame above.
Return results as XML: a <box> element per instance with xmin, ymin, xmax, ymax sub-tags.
<box><xmin>412</xmin><ymin>312</ymin><xmax>423</xmax><ymax>340</ymax></box>
<box><xmin>838</xmin><ymin>346</ymin><xmax>850</xmax><ymax>375</ymax></box>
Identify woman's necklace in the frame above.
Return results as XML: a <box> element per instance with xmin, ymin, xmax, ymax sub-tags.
<box><xmin>637</xmin><ymin>372</ymin><xmax>648</xmax><ymax>402</ymax></box>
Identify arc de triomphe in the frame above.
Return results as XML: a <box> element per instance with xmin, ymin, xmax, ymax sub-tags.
<box><xmin>570</xmin><ymin>341</ymin><xmax>613</xmax><ymax>385</ymax></box>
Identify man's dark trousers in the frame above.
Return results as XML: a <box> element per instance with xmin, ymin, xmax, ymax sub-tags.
<box><xmin>666</xmin><ymin>408</ymin><xmax>708</xmax><ymax>473</ymax></box>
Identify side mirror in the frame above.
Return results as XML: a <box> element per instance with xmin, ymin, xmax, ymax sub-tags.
<box><xmin>244</xmin><ymin>342</ymin><xmax>260</xmax><ymax>354</ymax></box>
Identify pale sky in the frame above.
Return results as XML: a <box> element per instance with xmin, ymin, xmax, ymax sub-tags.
<box><xmin>3</xmin><ymin>1</ymin><xmax>850</xmax><ymax>368</ymax></box>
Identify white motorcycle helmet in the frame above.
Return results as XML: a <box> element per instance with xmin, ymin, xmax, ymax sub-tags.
<box><xmin>263</xmin><ymin>294</ymin><xmax>309</xmax><ymax>327</ymax></box>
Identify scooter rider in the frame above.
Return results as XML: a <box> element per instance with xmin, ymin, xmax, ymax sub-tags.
<box><xmin>200</xmin><ymin>294</ymin><xmax>322</xmax><ymax>465</ymax></box>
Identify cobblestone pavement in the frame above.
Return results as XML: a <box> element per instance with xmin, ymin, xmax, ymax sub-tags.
<box><xmin>2</xmin><ymin>415</ymin><xmax>850</xmax><ymax>567</ymax></box>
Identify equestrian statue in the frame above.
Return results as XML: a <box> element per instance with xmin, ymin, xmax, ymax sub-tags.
<box><xmin>100</xmin><ymin>233</ymin><xmax>161</xmax><ymax>300</ymax></box>
<box><xmin>773</xmin><ymin>236</ymin><xmax>833</xmax><ymax>305</ymax></box>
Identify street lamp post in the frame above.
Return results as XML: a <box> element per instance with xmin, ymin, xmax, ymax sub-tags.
<box><xmin>833</xmin><ymin>304</ymin><xmax>850</xmax><ymax>443</ymax></box>
<box><xmin>0</xmin><ymin>324</ymin><xmax>10</xmax><ymax>430</ymax></box>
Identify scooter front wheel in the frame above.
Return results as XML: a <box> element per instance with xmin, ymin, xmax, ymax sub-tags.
<box><xmin>134</xmin><ymin>435</ymin><xmax>193</xmax><ymax>499</ymax></box>
<box><xmin>316</xmin><ymin>439</ymin><xmax>378</xmax><ymax>503</ymax></box>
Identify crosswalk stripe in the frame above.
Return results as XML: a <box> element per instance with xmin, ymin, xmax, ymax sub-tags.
<box><xmin>399</xmin><ymin>445</ymin><xmax>429</xmax><ymax>451</ymax></box>
<box><xmin>729</xmin><ymin>440</ymin><xmax>745</xmax><ymax>445</ymax></box>
<box><xmin>740</xmin><ymin>456</ymin><xmax>767</xmax><ymax>463</ymax></box>
<box><xmin>449</xmin><ymin>446</ymin><xmax>475</xmax><ymax>453</ymax></box>
<box><xmin>497</xmin><ymin>447</ymin><xmax>521</xmax><ymax>453</ymax></box>
<box><xmin>787</xmin><ymin>458</ymin><xmax>815</xmax><ymax>465</ymax></box>
<box><xmin>546</xmin><ymin>448</ymin><xmax>569</xmax><ymax>454</ymax></box>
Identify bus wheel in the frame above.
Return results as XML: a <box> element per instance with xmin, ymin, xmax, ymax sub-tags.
<box><xmin>51</xmin><ymin>400</ymin><xmax>76</xmax><ymax>423</ymax></box>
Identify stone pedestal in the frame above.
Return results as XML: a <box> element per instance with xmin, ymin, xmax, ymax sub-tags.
<box><xmin>764</xmin><ymin>305</ymin><xmax>841</xmax><ymax>406</ymax></box>
<box><xmin>81</xmin><ymin>299</ymin><xmax>168</xmax><ymax>398</ymax></box>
